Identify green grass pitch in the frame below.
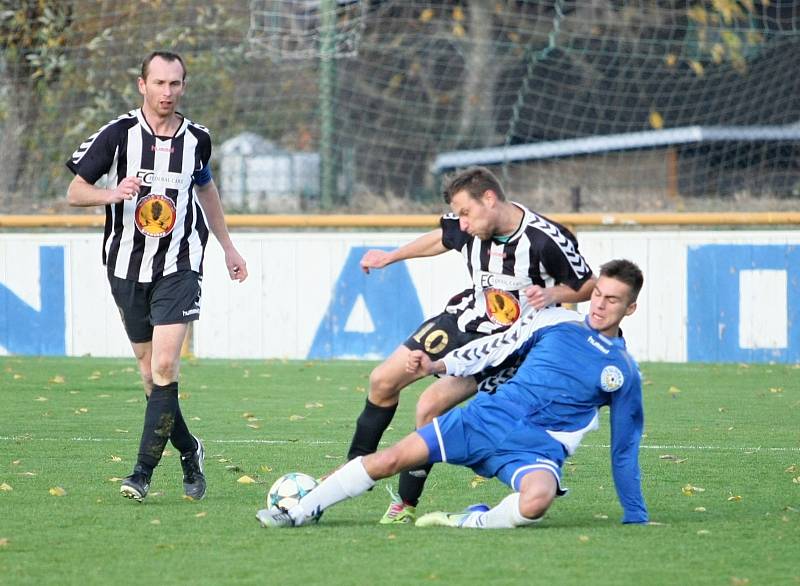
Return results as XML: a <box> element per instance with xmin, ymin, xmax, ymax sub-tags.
<box><xmin>1</xmin><ymin>357</ymin><xmax>798</xmax><ymax>585</ymax></box>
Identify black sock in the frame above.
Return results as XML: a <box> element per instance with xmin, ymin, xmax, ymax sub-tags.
<box><xmin>146</xmin><ymin>392</ymin><xmax>195</xmax><ymax>454</ymax></box>
<box><xmin>135</xmin><ymin>382</ymin><xmax>179</xmax><ymax>477</ymax></box>
<box><xmin>170</xmin><ymin>404</ymin><xmax>196</xmax><ymax>454</ymax></box>
<box><xmin>398</xmin><ymin>463</ymin><xmax>434</xmax><ymax>506</ymax></box>
<box><xmin>346</xmin><ymin>399</ymin><xmax>398</xmax><ymax>460</ymax></box>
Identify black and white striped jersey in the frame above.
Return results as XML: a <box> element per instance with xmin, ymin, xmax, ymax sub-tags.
<box><xmin>66</xmin><ymin>108</ymin><xmax>212</xmax><ymax>283</ymax></box>
<box><xmin>440</xmin><ymin>202</ymin><xmax>592</xmax><ymax>335</ymax></box>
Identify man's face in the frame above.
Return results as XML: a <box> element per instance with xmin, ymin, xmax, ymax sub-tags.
<box><xmin>587</xmin><ymin>275</ymin><xmax>637</xmax><ymax>336</ymax></box>
<box><xmin>138</xmin><ymin>57</ymin><xmax>185</xmax><ymax>118</ymax></box>
<box><xmin>449</xmin><ymin>189</ymin><xmax>496</xmax><ymax>240</ymax></box>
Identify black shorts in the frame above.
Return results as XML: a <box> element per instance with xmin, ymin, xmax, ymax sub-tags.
<box><xmin>404</xmin><ymin>311</ymin><xmax>522</xmax><ymax>393</ymax></box>
<box><xmin>109</xmin><ymin>271</ymin><xmax>202</xmax><ymax>343</ymax></box>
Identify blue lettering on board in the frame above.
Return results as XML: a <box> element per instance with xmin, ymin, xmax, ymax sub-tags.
<box><xmin>308</xmin><ymin>247</ymin><xmax>424</xmax><ymax>359</ymax></box>
<box><xmin>687</xmin><ymin>244</ymin><xmax>799</xmax><ymax>362</ymax></box>
<box><xmin>0</xmin><ymin>246</ymin><xmax>66</xmax><ymax>355</ymax></box>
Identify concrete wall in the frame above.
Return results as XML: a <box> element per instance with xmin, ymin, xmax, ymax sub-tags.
<box><xmin>1</xmin><ymin>230</ymin><xmax>797</xmax><ymax>363</ymax></box>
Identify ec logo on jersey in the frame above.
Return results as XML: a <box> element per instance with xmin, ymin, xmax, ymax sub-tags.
<box><xmin>600</xmin><ymin>365</ymin><xmax>624</xmax><ymax>392</ymax></box>
<box><xmin>485</xmin><ymin>288</ymin><xmax>520</xmax><ymax>326</ymax></box>
<box><xmin>135</xmin><ymin>194</ymin><xmax>177</xmax><ymax>238</ymax></box>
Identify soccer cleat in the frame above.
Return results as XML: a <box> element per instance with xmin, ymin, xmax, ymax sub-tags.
<box><xmin>180</xmin><ymin>436</ymin><xmax>206</xmax><ymax>500</ymax></box>
<box><xmin>415</xmin><ymin>504</ymin><xmax>489</xmax><ymax>528</ymax></box>
<box><xmin>379</xmin><ymin>486</ymin><xmax>417</xmax><ymax>525</ymax></box>
<box><xmin>256</xmin><ymin>507</ymin><xmax>296</xmax><ymax>528</ymax></box>
<box><xmin>120</xmin><ymin>472</ymin><xmax>150</xmax><ymax>501</ymax></box>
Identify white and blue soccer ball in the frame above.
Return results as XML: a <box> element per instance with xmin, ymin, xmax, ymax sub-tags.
<box><xmin>266</xmin><ymin>472</ymin><xmax>319</xmax><ymax>512</ymax></box>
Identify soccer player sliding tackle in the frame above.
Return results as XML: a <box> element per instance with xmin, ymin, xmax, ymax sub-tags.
<box><xmin>257</xmin><ymin>260</ymin><xmax>648</xmax><ymax>529</ymax></box>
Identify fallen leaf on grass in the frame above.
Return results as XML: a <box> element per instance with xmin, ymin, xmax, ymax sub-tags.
<box><xmin>110</xmin><ymin>455</ymin><xmax>122</xmax><ymax>462</ymax></box>
<box><xmin>593</xmin><ymin>513</ymin><xmax>608</xmax><ymax>520</ymax></box>
<box><xmin>0</xmin><ymin>538</ymin><xmax>8</xmax><ymax>547</ymax></box>
<box><xmin>178</xmin><ymin>392</ymin><xmax>190</xmax><ymax>400</ymax></box>
<box><xmin>578</xmin><ymin>535</ymin><xmax>590</xmax><ymax>543</ymax></box>
<box><xmin>682</xmin><ymin>484</ymin><xmax>705</xmax><ymax>496</ymax></box>
<box><xmin>470</xmin><ymin>475</ymin><xmax>488</xmax><ymax>488</ymax></box>
<box><xmin>0</xmin><ymin>483</ymin><xmax>12</xmax><ymax>492</ymax></box>
<box><xmin>74</xmin><ymin>408</ymin><xmax>89</xmax><ymax>414</ymax></box>
<box><xmin>727</xmin><ymin>495</ymin><xmax>742</xmax><ymax>502</ymax></box>
<box><xmin>694</xmin><ymin>507</ymin><xmax>707</xmax><ymax>512</ymax></box>
<box><xmin>195</xmin><ymin>511</ymin><xmax>207</xmax><ymax>518</ymax></box>
<box><xmin>150</xmin><ymin>519</ymin><xmax>161</xmax><ymax>525</ymax></box>
<box><xmin>34</xmin><ymin>396</ymin><xmax>48</xmax><ymax>402</ymax></box>
<box><xmin>49</xmin><ymin>486</ymin><xmax>67</xmax><ymax>497</ymax></box>
<box><xmin>246</xmin><ymin>424</ymin><xmax>261</xmax><ymax>429</ymax></box>
<box><xmin>13</xmin><ymin>374</ymin><xmax>23</xmax><ymax>380</ymax></box>
<box><xmin>659</xmin><ymin>454</ymin><xmax>687</xmax><ymax>463</ymax></box>
<box><xmin>242</xmin><ymin>412</ymin><xmax>255</xmax><ymax>419</ymax></box>
<box><xmin>11</xmin><ymin>460</ymin><xmax>20</xmax><ymax>465</ymax></box>
<box><xmin>668</xmin><ymin>385</ymin><xmax>681</xmax><ymax>397</ymax></box>
<box><xmin>259</xmin><ymin>465</ymin><xmax>273</xmax><ymax>473</ymax></box>
<box><xmin>237</xmin><ymin>475</ymin><xmax>256</xmax><ymax>484</ymax></box>
<box><xmin>108</xmin><ymin>477</ymin><xmax>124</xmax><ymax>483</ymax></box>
<box><xmin>190</xmin><ymin>417</ymin><xmax>201</xmax><ymax>421</ymax></box>
<box><xmin>730</xmin><ymin>578</ymin><xmax>750</xmax><ymax>586</ymax></box>
<box><xmin>305</xmin><ymin>402</ymin><xmax>324</xmax><ymax>409</ymax></box>
<box><xmin>793</xmin><ymin>477</ymin><xmax>800</xmax><ymax>485</ymax></box>
<box><xmin>49</xmin><ymin>375</ymin><xmax>65</xmax><ymax>384</ymax></box>
<box><xmin>114</xmin><ymin>429</ymin><xmax>129</xmax><ymax>434</ymax></box>
<box><xmin>289</xmin><ymin>415</ymin><xmax>305</xmax><ymax>421</ymax></box>
<box><xmin>769</xmin><ymin>387</ymin><xmax>783</xmax><ymax>394</ymax></box>
<box><xmin>696</xmin><ymin>529</ymin><xmax>711</xmax><ymax>535</ymax></box>
<box><xmin>162</xmin><ymin>450</ymin><xmax>173</xmax><ymax>458</ymax></box>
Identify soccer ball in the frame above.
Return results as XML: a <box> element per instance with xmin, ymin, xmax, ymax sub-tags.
<box><xmin>266</xmin><ymin>472</ymin><xmax>319</xmax><ymax>513</ymax></box>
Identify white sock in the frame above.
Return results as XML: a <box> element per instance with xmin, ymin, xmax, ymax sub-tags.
<box><xmin>289</xmin><ymin>457</ymin><xmax>376</xmax><ymax>524</ymax></box>
<box><xmin>460</xmin><ymin>493</ymin><xmax>541</xmax><ymax>529</ymax></box>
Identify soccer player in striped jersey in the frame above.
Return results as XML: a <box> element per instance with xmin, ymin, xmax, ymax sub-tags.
<box><xmin>347</xmin><ymin>167</ymin><xmax>595</xmax><ymax>523</ymax></box>
<box><xmin>257</xmin><ymin>259</ymin><xmax>647</xmax><ymax>529</ymax></box>
<box><xmin>65</xmin><ymin>51</ymin><xmax>248</xmax><ymax>502</ymax></box>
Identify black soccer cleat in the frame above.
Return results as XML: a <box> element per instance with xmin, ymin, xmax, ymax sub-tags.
<box><xmin>120</xmin><ymin>472</ymin><xmax>150</xmax><ymax>501</ymax></box>
<box><xmin>180</xmin><ymin>436</ymin><xmax>206</xmax><ymax>500</ymax></box>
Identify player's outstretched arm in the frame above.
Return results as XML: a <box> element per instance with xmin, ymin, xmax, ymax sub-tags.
<box><xmin>609</xmin><ymin>380</ymin><xmax>649</xmax><ymax>524</ymax></box>
<box><xmin>67</xmin><ymin>174</ymin><xmax>140</xmax><ymax>207</ymax></box>
<box><xmin>360</xmin><ymin>229</ymin><xmax>446</xmax><ymax>274</ymax></box>
<box><xmin>196</xmin><ymin>180</ymin><xmax>248</xmax><ymax>282</ymax></box>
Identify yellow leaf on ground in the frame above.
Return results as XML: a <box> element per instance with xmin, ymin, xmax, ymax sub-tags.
<box><xmin>50</xmin><ymin>375</ymin><xmax>65</xmax><ymax>384</ymax></box>
<box><xmin>304</xmin><ymin>402</ymin><xmax>324</xmax><ymax>409</ymax></box>
<box><xmin>697</xmin><ymin>529</ymin><xmax>711</xmax><ymax>535</ymax></box>
<box><xmin>289</xmin><ymin>415</ymin><xmax>305</xmax><ymax>421</ymax></box>
<box><xmin>694</xmin><ymin>507</ymin><xmax>707</xmax><ymax>512</ymax></box>
<box><xmin>578</xmin><ymin>535</ymin><xmax>590</xmax><ymax>543</ymax></box>
<box><xmin>242</xmin><ymin>412</ymin><xmax>255</xmax><ymax>419</ymax></box>
<box><xmin>682</xmin><ymin>484</ymin><xmax>705</xmax><ymax>496</ymax></box>
<box><xmin>195</xmin><ymin>511</ymin><xmax>207</xmax><ymax>518</ymax></box>
<box><xmin>0</xmin><ymin>483</ymin><xmax>13</xmax><ymax>492</ymax></box>
<box><xmin>150</xmin><ymin>519</ymin><xmax>161</xmax><ymax>525</ymax></box>
<box><xmin>162</xmin><ymin>450</ymin><xmax>173</xmax><ymax>458</ymax></box>
<box><xmin>110</xmin><ymin>455</ymin><xmax>122</xmax><ymax>462</ymax></box>
<box><xmin>34</xmin><ymin>396</ymin><xmax>48</xmax><ymax>402</ymax></box>
<box><xmin>0</xmin><ymin>538</ymin><xmax>8</xmax><ymax>547</ymax></box>
<box><xmin>114</xmin><ymin>429</ymin><xmax>129</xmax><ymax>433</ymax></box>
<box><xmin>178</xmin><ymin>392</ymin><xmax>189</xmax><ymax>400</ymax></box>
<box><xmin>247</xmin><ymin>424</ymin><xmax>261</xmax><ymax>429</ymax></box>
<box><xmin>108</xmin><ymin>477</ymin><xmax>124</xmax><ymax>482</ymax></box>
<box><xmin>237</xmin><ymin>475</ymin><xmax>256</xmax><ymax>484</ymax></box>
<box><xmin>49</xmin><ymin>486</ymin><xmax>67</xmax><ymax>497</ymax></box>
<box><xmin>469</xmin><ymin>475</ymin><xmax>488</xmax><ymax>488</ymax></box>
<box><xmin>668</xmin><ymin>386</ymin><xmax>681</xmax><ymax>396</ymax></box>
<box><xmin>13</xmin><ymin>374</ymin><xmax>23</xmax><ymax>380</ymax></box>
<box><xmin>727</xmin><ymin>495</ymin><xmax>742</xmax><ymax>502</ymax></box>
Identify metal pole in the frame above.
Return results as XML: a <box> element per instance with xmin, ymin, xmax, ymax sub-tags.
<box><xmin>319</xmin><ymin>0</ymin><xmax>336</xmax><ymax>209</ymax></box>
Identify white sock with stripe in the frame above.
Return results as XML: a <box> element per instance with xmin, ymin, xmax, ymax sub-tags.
<box><xmin>289</xmin><ymin>456</ymin><xmax>376</xmax><ymax>524</ymax></box>
<box><xmin>460</xmin><ymin>492</ymin><xmax>541</xmax><ymax>529</ymax></box>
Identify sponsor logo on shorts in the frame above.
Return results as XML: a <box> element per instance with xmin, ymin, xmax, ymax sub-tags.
<box><xmin>485</xmin><ymin>288</ymin><xmax>520</xmax><ymax>326</ymax></box>
<box><xmin>135</xmin><ymin>194</ymin><xmax>177</xmax><ymax>238</ymax></box>
<box><xmin>182</xmin><ymin>308</ymin><xmax>200</xmax><ymax>317</ymax></box>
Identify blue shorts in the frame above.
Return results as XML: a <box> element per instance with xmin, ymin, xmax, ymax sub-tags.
<box><xmin>417</xmin><ymin>392</ymin><xmax>568</xmax><ymax>494</ymax></box>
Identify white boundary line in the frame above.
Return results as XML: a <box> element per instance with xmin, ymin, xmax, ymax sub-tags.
<box><xmin>1</xmin><ymin>436</ymin><xmax>798</xmax><ymax>452</ymax></box>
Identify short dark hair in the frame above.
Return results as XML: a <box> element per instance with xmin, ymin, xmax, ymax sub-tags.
<box><xmin>599</xmin><ymin>259</ymin><xmax>644</xmax><ymax>303</ymax></box>
<box><xmin>141</xmin><ymin>51</ymin><xmax>186</xmax><ymax>81</ymax></box>
<box><xmin>442</xmin><ymin>166</ymin><xmax>506</xmax><ymax>204</ymax></box>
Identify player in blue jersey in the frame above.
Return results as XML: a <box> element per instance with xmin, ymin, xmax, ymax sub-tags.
<box><xmin>257</xmin><ymin>259</ymin><xmax>647</xmax><ymax>529</ymax></box>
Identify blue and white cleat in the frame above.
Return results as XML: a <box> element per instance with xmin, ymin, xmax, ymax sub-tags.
<box><xmin>256</xmin><ymin>507</ymin><xmax>296</xmax><ymax>528</ymax></box>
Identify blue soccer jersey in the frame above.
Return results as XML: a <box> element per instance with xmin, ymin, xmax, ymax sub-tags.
<box><xmin>421</xmin><ymin>308</ymin><xmax>648</xmax><ymax>524</ymax></box>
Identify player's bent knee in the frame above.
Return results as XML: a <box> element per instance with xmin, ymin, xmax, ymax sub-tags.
<box><xmin>518</xmin><ymin>491</ymin><xmax>554</xmax><ymax>520</ymax></box>
<box><xmin>367</xmin><ymin>448</ymin><xmax>404</xmax><ymax>479</ymax></box>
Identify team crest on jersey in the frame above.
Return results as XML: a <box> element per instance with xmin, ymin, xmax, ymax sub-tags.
<box><xmin>485</xmin><ymin>288</ymin><xmax>521</xmax><ymax>326</ymax></box>
<box><xmin>135</xmin><ymin>194</ymin><xmax>176</xmax><ymax>238</ymax></box>
<box><xmin>600</xmin><ymin>365</ymin><xmax>624</xmax><ymax>392</ymax></box>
